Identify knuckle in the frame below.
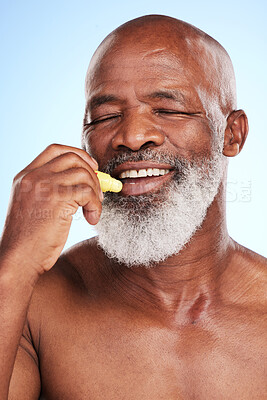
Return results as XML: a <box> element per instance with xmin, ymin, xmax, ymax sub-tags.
<box><xmin>77</xmin><ymin>184</ymin><xmax>95</xmax><ymax>199</ymax></box>
<box><xmin>46</xmin><ymin>143</ymin><xmax>61</xmax><ymax>152</ymax></box>
<box><xmin>64</xmin><ymin>152</ymin><xmax>81</xmax><ymax>164</ymax></box>
<box><xmin>76</xmin><ymin>183</ymin><xmax>94</xmax><ymax>196</ymax></box>
<box><xmin>75</xmin><ymin>167</ymin><xmax>90</xmax><ymax>179</ymax></box>
<box><xmin>20</xmin><ymin>172</ymin><xmax>34</xmax><ymax>187</ymax></box>
<box><xmin>12</xmin><ymin>172</ymin><xmax>35</xmax><ymax>200</ymax></box>
<box><xmin>13</xmin><ymin>170</ymin><xmax>25</xmax><ymax>183</ymax></box>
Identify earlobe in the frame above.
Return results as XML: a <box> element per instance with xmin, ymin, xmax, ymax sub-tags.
<box><xmin>223</xmin><ymin>110</ymin><xmax>249</xmax><ymax>157</ymax></box>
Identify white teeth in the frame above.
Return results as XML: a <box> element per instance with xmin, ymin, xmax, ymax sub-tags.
<box><xmin>137</xmin><ymin>169</ymin><xmax>147</xmax><ymax>177</ymax></box>
<box><xmin>129</xmin><ymin>170</ymin><xmax>138</xmax><ymax>178</ymax></box>
<box><xmin>119</xmin><ymin>168</ymin><xmax>170</xmax><ymax>179</ymax></box>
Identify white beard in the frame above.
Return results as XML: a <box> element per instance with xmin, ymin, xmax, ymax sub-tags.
<box><xmin>95</xmin><ymin>149</ymin><xmax>226</xmax><ymax>268</ymax></box>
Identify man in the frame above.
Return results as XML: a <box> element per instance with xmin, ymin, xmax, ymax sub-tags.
<box><xmin>0</xmin><ymin>14</ymin><xmax>266</xmax><ymax>399</ymax></box>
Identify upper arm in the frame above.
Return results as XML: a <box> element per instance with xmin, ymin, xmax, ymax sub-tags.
<box><xmin>8</xmin><ymin>325</ymin><xmax>41</xmax><ymax>399</ymax></box>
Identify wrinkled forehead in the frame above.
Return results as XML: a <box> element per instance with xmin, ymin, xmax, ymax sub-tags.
<box><xmin>86</xmin><ymin>34</ymin><xmax>213</xmax><ymax>96</ymax></box>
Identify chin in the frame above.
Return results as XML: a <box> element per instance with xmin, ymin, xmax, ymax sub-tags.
<box><xmin>96</xmin><ymin>148</ymin><xmax>225</xmax><ymax>267</ymax></box>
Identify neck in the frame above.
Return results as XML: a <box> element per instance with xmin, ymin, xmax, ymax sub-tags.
<box><xmin>99</xmin><ymin>182</ymin><xmax>233</xmax><ymax>325</ymax></box>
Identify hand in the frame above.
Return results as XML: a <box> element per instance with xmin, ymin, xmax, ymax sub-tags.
<box><xmin>0</xmin><ymin>144</ymin><xmax>103</xmax><ymax>276</ymax></box>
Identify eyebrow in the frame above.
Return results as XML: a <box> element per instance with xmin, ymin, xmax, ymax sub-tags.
<box><xmin>86</xmin><ymin>89</ymin><xmax>187</xmax><ymax>115</ymax></box>
<box><xmin>87</xmin><ymin>94</ymin><xmax>120</xmax><ymax>113</ymax></box>
<box><xmin>146</xmin><ymin>90</ymin><xmax>187</xmax><ymax>105</ymax></box>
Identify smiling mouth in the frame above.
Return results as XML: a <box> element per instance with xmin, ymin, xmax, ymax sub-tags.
<box><xmin>118</xmin><ymin>168</ymin><xmax>170</xmax><ymax>179</ymax></box>
<box><xmin>114</xmin><ymin>167</ymin><xmax>174</xmax><ymax>197</ymax></box>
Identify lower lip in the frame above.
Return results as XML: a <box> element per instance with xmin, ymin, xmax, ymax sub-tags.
<box><xmin>120</xmin><ymin>172</ymin><xmax>174</xmax><ymax>196</ymax></box>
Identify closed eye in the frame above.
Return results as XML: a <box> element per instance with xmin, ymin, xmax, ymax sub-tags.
<box><xmin>155</xmin><ymin>109</ymin><xmax>195</xmax><ymax>116</ymax></box>
<box><xmin>85</xmin><ymin>114</ymin><xmax>121</xmax><ymax>126</ymax></box>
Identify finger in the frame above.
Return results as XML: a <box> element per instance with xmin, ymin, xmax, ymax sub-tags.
<box><xmin>24</xmin><ymin>143</ymin><xmax>98</xmax><ymax>171</ymax></box>
<box><xmin>82</xmin><ymin>202</ymin><xmax>102</xmax><ymax>225</ymax></box>
<box><xmin>83</xmin><ymin>208</ymin><xmax>101</xmax><ymax>225</ymax></box>
<box><xmin>42</xmin><ymin>153</ymin><xmax>101</xmax><ymax>194</ymax></box>
<box><xmin>52</xmin><ymin>168</ymin><xmax>103</xmax><ymax>202</ymax></box>
<box><xmin>33</xmin><ymin>153</ymin><xmax>103</xmax><ymax>201</ymax></box>
<box><xmin>42</xmin><ymin>152</ymin><xmax>97</xmax><ymax>174</ymax></box>
<box><xmin>57</xmin><ymin>184</ymin><xmax>102</xmax><ymax>225</ymax></box>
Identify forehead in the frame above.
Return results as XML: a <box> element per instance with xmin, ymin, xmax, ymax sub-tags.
<box><xmin>86</xmin><ymin>39</ymin><xmax>209</xmax><ymax>100</ymax></box>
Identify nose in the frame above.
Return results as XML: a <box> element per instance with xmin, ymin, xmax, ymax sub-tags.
<box><xmin>111</xmin><ymin>111</ymin><xmax>165</xmax><ymax>151</ymax></box>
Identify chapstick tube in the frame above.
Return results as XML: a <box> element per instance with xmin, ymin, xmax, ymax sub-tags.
<box><xmin>95</xmin><ymin>171</ymin><xmax>123</xmax><ymax>193</ymax></box>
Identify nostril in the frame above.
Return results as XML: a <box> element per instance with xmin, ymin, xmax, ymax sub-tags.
<box><xmin>140</xmin><ymin>141</ymin><xmax>158</xmax><ymax>150</ymax></box>
<box><xmin>116</xmin><ymin>144</ymin><xmax>131</xmax><ymax>151</ymax></box>
<box><xmin>116</xmin><ymin>141</ymin><xmax>158</xmax><ymax>152</ymax></box>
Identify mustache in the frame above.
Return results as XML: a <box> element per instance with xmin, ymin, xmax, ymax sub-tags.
<box><xmin>100</xmin><ymin>149</ymin><xmax>189</xmax><ymax>176</ymax></box>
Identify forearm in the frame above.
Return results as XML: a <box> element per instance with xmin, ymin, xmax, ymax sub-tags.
<box><xmin>0</xmin><ymin>144</ymin><xmax>102</xmax><ymax>398</ymax></box>
<box><xmin>0</xmin><ymin>255</ymin><xmax>39</xmax><ymax>397</ymax></box>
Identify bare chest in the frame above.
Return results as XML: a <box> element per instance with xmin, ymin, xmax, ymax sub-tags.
<box><xmin>38</xmin><ymin>307</ymin><xmax>267</xmax><ymax>400</ymax></box>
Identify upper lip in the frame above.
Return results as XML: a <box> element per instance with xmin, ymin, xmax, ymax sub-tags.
<box><xmin>112</xmin><ymin>162</ymin><xmax>174</xmax><ymax>178</ymax></box>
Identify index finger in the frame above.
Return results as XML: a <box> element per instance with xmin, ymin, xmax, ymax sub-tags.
<box><xmin>24</xmin><ymin>143</ymin><xmax>98</xmax><ymax>171</ymax></box>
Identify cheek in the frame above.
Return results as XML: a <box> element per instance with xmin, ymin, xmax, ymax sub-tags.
<box><xmin>87</xmin><ymin>130</ymin><xmax>114</xmax><ymax>168</ymax></box>
<box><xmin>165</xmin><ymin>118</ymin><xmax>214</xmax><ymax>157</ymax></box>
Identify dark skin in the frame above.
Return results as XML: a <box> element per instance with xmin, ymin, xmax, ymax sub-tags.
<box><xmin>0</xmin><ymin>15</ymin><xmax>266</xmax><ymax>399</ymax></box>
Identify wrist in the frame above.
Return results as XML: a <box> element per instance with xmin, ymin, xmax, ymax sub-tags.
<box><xmin>0</xmin><ymin>249</ymin><xmax>42</xmax><ymax>290</ymax></box>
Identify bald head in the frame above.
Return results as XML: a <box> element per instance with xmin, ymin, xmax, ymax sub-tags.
<box><xmin>85</xmin><ymin>15</ymin><xmax>237</xmax><ymax>137</ymax></box>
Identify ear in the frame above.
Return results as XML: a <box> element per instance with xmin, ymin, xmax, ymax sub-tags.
<box><xmin>223</xmin><ymin>110</ymin><xmax>249</xmax><ymax>157</ymax></box>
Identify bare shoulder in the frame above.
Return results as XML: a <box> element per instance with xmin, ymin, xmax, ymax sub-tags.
<box><xmin>33</xmin><ymin>236</ymin><xmax>101</xmax><ymax>295</ymax></box>
<box><xmin>223</xmin><ymin>241</ymin><xmax>267</xmax><ymax>309</ymax></box>
<box><xmin>234</xmin><ymin>242</ymin><xmax>267</xmax><ymax>270</ymax></box>
<box><xmin>234</xmin><ymin>242</ymin><xmax>267</xmax><ymax>281</ymax></box>
<box><xmin>26</xmin><ymin>237</ymin><xmax>102</xmax><ymax>330</ymax></box>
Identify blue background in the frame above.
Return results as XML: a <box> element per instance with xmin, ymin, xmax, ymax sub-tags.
<box><xmin>0</xmin><ymin>0</ymin><xmax>266</xmax><ymax>256</ymax></box>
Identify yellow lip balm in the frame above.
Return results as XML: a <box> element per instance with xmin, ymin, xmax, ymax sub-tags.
<box><xmin>95</xmin><ymin>171</ymin><xmax>123</xmax><ymax>193</ymax></box>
